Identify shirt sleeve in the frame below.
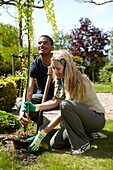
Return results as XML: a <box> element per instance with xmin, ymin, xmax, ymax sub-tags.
<box><xmin>30</xmin><ymin>59</ymin><xmax>38</xmax><ymax>78</ymax></box>
<box><xmin>53</xmin><ymin>79</ymin><xmax>65</xmax><ymax>100</ymax></box>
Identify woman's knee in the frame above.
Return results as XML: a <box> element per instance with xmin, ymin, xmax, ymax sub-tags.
<box><xmin>60</xmin><ymin>100</ymin><xmax>69</xmax><ymax>112</ymax></box>
<box><xmin>60</xmin><ymin>100</ymin><xmax>74</xmax><ymax>117</ymax></box>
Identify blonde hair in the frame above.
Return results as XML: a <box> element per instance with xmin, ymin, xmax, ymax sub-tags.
<box><xmin>51</xmin><ymin>50</ymin><xmax>90</xmax><ymax>102</ymax></box>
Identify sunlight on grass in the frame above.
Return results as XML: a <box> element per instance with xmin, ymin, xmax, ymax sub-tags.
<box><xmin>21</xmin><ymin>120</ymin><xmax>113</xmax><ymax>170</ymax></box>
<box><xmin>93</xmin><ymin>83</ymin><xmax>111</xmax><ymax>93</ymax></box>
<box><xmin>0</xmin><ymin>120</ymin><xmax>113</xmax><ymax>170</ymax></box>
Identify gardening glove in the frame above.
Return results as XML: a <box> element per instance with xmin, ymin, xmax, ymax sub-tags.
<box><xmin>28</xmin><ymin>130</ymin><xmax>47</xmax><ymax>152</ymax></box>
<box><xmin>22</xmin><ymin>101</ymin><xmax>40</xmax><ymax>112</ymax></box>
<box><xmin>27</xmin><ymin>136</ymin><xmax>35</xmax><ymax>142</ymax></box>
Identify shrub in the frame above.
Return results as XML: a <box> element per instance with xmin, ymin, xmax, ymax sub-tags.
<box><xmin>0</xmin><ymin>79</ymin><xmax>17</xmax><ymax>111</ymax></box>
<box><xmin>99</xmin><ymin>61</ymin><xmax>113</xmax><ymax>82</ymax></box>
<box><xmin>6</xmin><ymin>75</ymin><xmax>26</xmax><ymax>97</ymax></box>
<box><xmin>0</xmin><ymin>110</ymin><xmax>20</xmax><ymax>133</ymax></box>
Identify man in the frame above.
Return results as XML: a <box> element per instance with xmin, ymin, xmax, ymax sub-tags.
<box><xmin>19</xmin><ymin>35</ymin><xmax>54</xmax><ymax>129</ymax></box>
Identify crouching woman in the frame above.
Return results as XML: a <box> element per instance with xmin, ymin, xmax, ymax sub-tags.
<box><xmin>22</xmin><ymin>50</ymin><xmax>105</xmax><ymax>155</ymax></box>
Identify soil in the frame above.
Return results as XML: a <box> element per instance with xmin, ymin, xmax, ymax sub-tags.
<box><xmin>0</xmin><ymin>133</ymin><xmax>38</xmax><ymax>166</ymax></box>
<box><xmin>0</xmin><ymin>93</ymin><xmax>113</xmax><ymax>166</ymax></box>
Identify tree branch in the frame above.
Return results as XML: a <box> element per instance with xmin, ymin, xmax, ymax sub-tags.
<box><xmin>74</xmin><ymin>0</ymin><xmax>113</xmax><ymax>5</ymax></box>
<box><xmin>87</xmin><ymin>0</ymin><xmax>113</xmax><ymax>5</ymax></box>
<box><xmin>0</xmin><ymin>0</ymin><xmax>44</xmax><ymax>8</ymax></box>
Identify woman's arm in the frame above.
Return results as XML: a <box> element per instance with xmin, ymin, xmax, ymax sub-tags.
<box><xmin>44</xmin><ymin>111</ymin><xmax>62</xmax><ymax>134</ymax></box>
<box><xmin>36</xmin><ymin>99</ymin><xmax>61</xmax><ymax>111</ymax></box>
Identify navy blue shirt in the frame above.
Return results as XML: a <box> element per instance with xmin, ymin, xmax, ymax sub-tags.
<box><xmin>30</xmin><ymin>56</ymin><xmax>54</xmax><ymax>95</ymax></box>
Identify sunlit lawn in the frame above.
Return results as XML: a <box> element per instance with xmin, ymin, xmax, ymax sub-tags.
<box><xmin>0</xmin><ymin>120</ymin><xmax>113</xmax><ymax>170</ymax></box>
<box><xmin>0</xmin><ymin>82</ymin><xmax>113</xmax><ymax>170</ymax></box>
<box><xmin>93</xmin><ymin>82</ymin><xmax>111</xmax><ymax>93</ymax></box>
<box><xmin>23</xmin><ymin>119</ymin><xmax>113</xmax><ymax>170</ymax></box>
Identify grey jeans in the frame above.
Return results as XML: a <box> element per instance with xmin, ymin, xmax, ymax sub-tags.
<box><xmin>50</xmin><ymin>100</ymin><xmax>105</xmax><ymax>150</ymax></box>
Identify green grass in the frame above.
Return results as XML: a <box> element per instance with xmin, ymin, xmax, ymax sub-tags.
<box><xmin>23</xmin><ymin>120</ymin><xmax>113</xmax><ymax>170</ymax></box>
<box><xmin>0</xmin><ymin>82</ymin><xmax>112</xmax><ymax>169</ymax></box>
<box><xmin>93</xmin><ymin>82</ymin><xmax>111</xmax><ymax>93</ymax></box>
<box><xmin>0</xmin><ymin>120</ymin><xmax>113</xmax><ymax>170</ymax></box>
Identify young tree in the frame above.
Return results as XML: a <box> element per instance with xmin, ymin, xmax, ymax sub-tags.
<box><xmin>69</xmin><ymin>17</ymin><xmax>110</xmax><ymax>82</ymax></box>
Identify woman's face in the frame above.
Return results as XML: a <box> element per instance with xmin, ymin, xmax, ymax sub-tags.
<box><xmin>51</xmin><ymin>60</ymin><xmax>64</xmax><ymax>79</ymax></box>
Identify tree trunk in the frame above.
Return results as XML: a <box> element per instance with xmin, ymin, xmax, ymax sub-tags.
<box><xmin>92</xmin><ymin>63</ymin><xmax>95</xmax><ymax>83</ymax></box>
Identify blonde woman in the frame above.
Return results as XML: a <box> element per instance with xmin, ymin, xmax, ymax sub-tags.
<box><xmin>22</xmin><ymin>50</ymin><xmax>105</xmax><ymax>155</ymax></box>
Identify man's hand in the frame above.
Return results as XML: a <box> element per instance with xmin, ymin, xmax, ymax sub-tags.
<box><xmin>28</xmin><ymin>130</ymin><xmax>47</xmax><ymax>152</ymax></box>
<box><xmin>19</xmin><ymin>116</ymin><xmax>29</xmax><ymax>127</ymax></box>
<box><xmin>22</xmin><ymin>101</ymin><xmax>40</xmax><ymax>112</ymax></box>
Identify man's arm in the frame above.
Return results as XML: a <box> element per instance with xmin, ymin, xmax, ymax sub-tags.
<box><xmin>27</xmin><ymin>77</ymin><xmax>35</xmax><ymax>101</ymax></box>
<box><xmin>19</xmin><ymin>77</ymin><xmax>35</xmax><ymax>127</ymax></box>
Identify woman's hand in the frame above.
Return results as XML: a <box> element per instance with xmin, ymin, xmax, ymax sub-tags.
<box><xmin>28</xmin><ymin>130</ymin><xmax>47</xmax><ymax>152</ymax></box>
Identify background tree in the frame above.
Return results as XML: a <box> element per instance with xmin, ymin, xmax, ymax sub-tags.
<box><xmin>69</xmin><ymin>18</ymin><xmax>110</xmax><ymax>82</ymax></box>
<box><xmin>108</xmin><ymin>30</ymin><xmax>113</xmax><ymax>61</ymax></box>
<box><xmin>52</xmin><ymin>30</ymin><xmax>70</xmax><ymax>50</ymax></box>
<box><xmin>99</xmin><ymin>61</ymin><xmax>113</xmax><ymax>82</ymax></box>
<box><xmin>0</xmin><ymin>23</ymin><xmax>19</xmax><ymax>76</ymax></box>
<box><xmin>0</xmin><ymin>0</ymin><xmax>58</xmax><ymax>74</ymax></box>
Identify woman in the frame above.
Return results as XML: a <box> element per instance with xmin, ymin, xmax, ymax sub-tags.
<box><xmin>22</xmin><ymin>50</ymin><xmax>105</xmax><ymax>155</ymax></box>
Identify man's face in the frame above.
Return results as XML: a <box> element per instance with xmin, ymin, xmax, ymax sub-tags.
<box><xmin>38</xmin><ymin>37</ymin><xmax>54</xmax><ymax>55</ymax></box>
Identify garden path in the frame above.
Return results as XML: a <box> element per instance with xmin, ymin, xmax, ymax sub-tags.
<box><xmin>43</xmin><ymin>92</ymin><xmax>113</xmax><ymax>120</ymax></box>
<box><xmin>12</xmin><ymin>93</ymin><xmax>113</xmax><ymax>120</ymax></box>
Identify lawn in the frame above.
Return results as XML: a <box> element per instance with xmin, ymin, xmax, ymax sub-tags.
<box><xmin>93</xmin><ymin>82</ymin><xmax>111</xmax><ymax>93</ymax></box>
<box><xmin>21</xmin><ymin>120</ymin><xmax>113</xmax><ymax>170</ymax></box>
<box><xmin>0</xmin><ymin>120</ymin><xmax>113</xmax><ymax>170</ymax></box>
<box><xmin>0</xmin><ymin>82</ymin><xmax>113</xmax><ymax>170</ymax></box>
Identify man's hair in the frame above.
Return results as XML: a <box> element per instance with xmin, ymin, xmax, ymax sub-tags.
<box><xmin>39</xmin><ymin>35</ymin><xmax>54</xmax><ymax>45</ymax></box>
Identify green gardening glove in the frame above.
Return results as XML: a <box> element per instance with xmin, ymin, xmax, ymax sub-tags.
<box><xmin>28</xmin><ymin>130</ymin><xmax>47</xmax><ymax>152</ymax></box>
<box><xmin>22</xmin><ymin>101</ymin><xmax>38</xmax><ymax>112</ymax></box>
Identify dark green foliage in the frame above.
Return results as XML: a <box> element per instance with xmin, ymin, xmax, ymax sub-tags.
<box><xmin>0</xmin><ymin>79</ymin><xmax>17</xmax><ymax>111</ymax></box>
<box><xmin>0</xmin><ymin>110</ymin><xmax>20</xmax><ymax>133</ymax></box>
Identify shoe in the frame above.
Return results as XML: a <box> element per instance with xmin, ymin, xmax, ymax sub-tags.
<box><xmin>89</xmin><ymin>132</ymin><xmax>107</xmax><ymax>141</ymax></box>
<box><xmin>72</xmin><ymin>143</ymin><xmax>90</xmax><ymax>155</ymax></box>
<box><xmin>92</xmin><ymin>132</ymin><xmax>107</xmax><ymax>139</ymax></box>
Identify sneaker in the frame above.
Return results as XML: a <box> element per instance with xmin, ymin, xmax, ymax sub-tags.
<box><xmin>92</xmin><ymin>132</ymin><xmax>107</xmax><ymax>139</ymax></box>
<box><xmin>72</xmin><ymin>143</ymin><xmax>90</xmax><ymax>155</ymax></box>
<box><xmin>89</xmin><ymin>132</ymin><xmax>107</xmax><ymax>141</ymax></box>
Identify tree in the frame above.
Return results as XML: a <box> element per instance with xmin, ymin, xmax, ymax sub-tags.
<box><xmin>0</xmin><ymin>23</ymin><xmax>18</xmax><ymax>47</ymax></box>
<box><xmin>0</xmin><ymin>0</ymin><xmax>58</xmax><ymax>71</ymax></box>
<box><xmin>0</xmin><ymin>23</ymin><xmax>19</xmax><ymax>76</ymax></box>
<box><xmin>99</xmin><ymin>61</ymin><xmax>113</xmax><ymax>82</ymax></box>
<box><xmin>74</xmin><ymin>0</ymin><xmax>113</xmax><ymax>5</ymax></box>
<box><xmin>52</xmin><ymin>30</ymin><xmax>70</xmax><ymax>50</ymax></box>
<box><xmin>69</xmin><ymin>18</ymin><xmax>110</xmax><ymax>82</ymax></box>
<box><xmin>109</xmin><ymin>30</ymin><xmax>113</xmax><ymax>61</ymax></box>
